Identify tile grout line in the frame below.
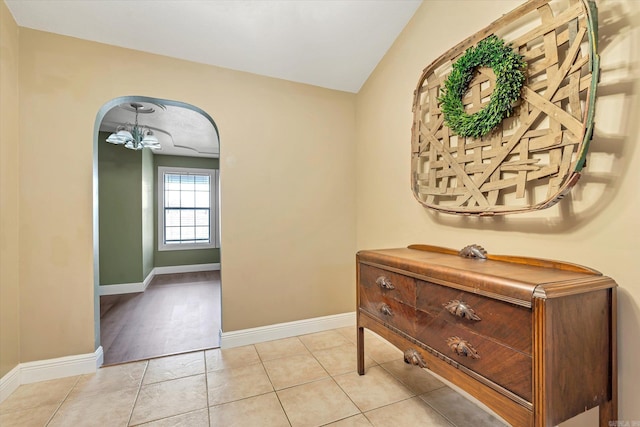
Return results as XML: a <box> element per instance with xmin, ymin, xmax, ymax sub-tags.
<box><xmin>298</xmin><ymin>335</ymin><xmax>333</xmax><ymax>381</ymax></box>
<box><xmin>203</xmin><ymin>350</ymin><xmax>211</xmax><ymax>426</ymax></box>
<box><xmin>271</xmin><ymin>388</ymin><xmax>294</xmax><ymax>426</ymax></box>
<box><xmin>350</xmin><ymin>349</ymin><xmax>461</xmax><ymax>426</ymax></box>
<box><xmin>44</xmin><ymin>374</ymin><xmax>82</xmax><ymax>426</ymax></box>
<box><xmin>125</xmin><ymin>360</ymin><xmax>149</xmax><ymax>427</ymax></box>
<box><xmin>244</xmin><ymin>334</ymin><xmax>453</xmax><ymax>426</ymax></box>
<box><xmin>299</xmin><ymin>333</ymin><xmax>369</xmax><ymax>425</ymax></box>
<box><xmin>323</xmin><ymin>329</ymin><xmax>456</xmax><ymax>425</ymax></box>
<box><xmin>362</xmin><ymin>356</ymin><xmax>456</xmax><ymax>425</ymax></box>
<box><xmin>254</xmin><ymin>344</ymin><xmax>294</xmax><ymax>426</ymax></box>
<box><xmin>329</xmin><ymin>368</ymin><xmax>367</xmax><ymax>421</ymax></box>
<box><xmin>375</xmin><ymin>357</ymin><xmax>482</xmax><ymax>426</ymax></box>
<box><xmin>208</xmin><ymin>390</ymin><xmax>281</xmax><ymax>410</ymax></box>
<box><xmin>415</xmin><ymin>389</ymin><xmax>468</xmax><ymax>427</ymax></box>
<box><xmin>206</xmin><ymin>344</ymin><xmax>294</xmax><ymax>425</ymax></box>
<box><xmin>131</xmin><ymin>362</ymin><xmax>210</xmax><ymax>425</ymax></box>
<box><xmin>298</xmin><ymin>330</ymin><xmax>427</xmax><ymax>425</ymax></box>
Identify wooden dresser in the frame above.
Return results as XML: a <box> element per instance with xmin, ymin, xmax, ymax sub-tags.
<box><xmin>356</xmin><ymin>244</ymin><xmax>617</xmax><ymax>427</ymax></box>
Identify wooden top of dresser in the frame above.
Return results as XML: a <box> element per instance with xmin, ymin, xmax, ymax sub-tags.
<box><xmin>357</xmin><ymin>246</ymin><xmax>617</xmax><ymax>307</ymax></box>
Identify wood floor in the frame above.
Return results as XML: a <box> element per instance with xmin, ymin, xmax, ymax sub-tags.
<box><xmin>100</xmin><ymin>271</ymin><xmax>221</xmax><ymax>365</ymax></box>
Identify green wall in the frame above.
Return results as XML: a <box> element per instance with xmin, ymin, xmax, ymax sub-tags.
<box><xmin>156</xmin><ymin>155</ymin><xmax>219</xmax><ymax>170</ymax></box>
<box><xmin>154</xmin><ymin>154</ymin><xmax>220</xmax><ymax>267</ymax></box>
<box><xmin>98</xmin><ymin>132</ymin><xmax>145</xmax><ymax>285</ymax></box>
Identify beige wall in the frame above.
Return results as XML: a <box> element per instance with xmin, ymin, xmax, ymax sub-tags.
<box><xmin>0</xmin><ymin>0</ymin><xmax>21</xmax><ymax>378</ymax></box>
<box><xmin>15</xmin><ymin>29</ymin><xmax>356</xmax><ymax>362</ymax></box>
<box><xmin>356</xmin><ymin>0</ymin><xmax>639</xmax><ymax>424</ymax></box>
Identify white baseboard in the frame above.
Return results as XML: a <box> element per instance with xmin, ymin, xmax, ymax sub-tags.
<box><xmin>154</xmin><ymin>263</ymin><xmax>220</xmax><ymax>275</ymax></box>
<box><xmin>99</xmin><ymin>281</ymin><xmax>146</xmax><ymax>296</ymax></box>
<box><xmin>0</xmin><ymin>364</ymin><xmax>20</xmax><ymax>403</ymax></box>
<box><xmin>21</xmin><ymin>346</ymin><xmax>103</xmax><ymax>384</ymax></box>
<box><xmin>220</xmin><ymin>312</ymin><xmax>355</xmax><ymax>349</ymax></box>
<box><xmin>0</xmin><ymin>346</ymin><xmax>103</xmax><ymax>404</ymax></box>
<box><xmin>99</xmin><ymin>263</ymin><xmax>220</xmax><ymax>295</ymax></box>
<box><xmin>99</xmin><ymin>270</ymin><xmax>154</xmax><ymax>296</ymax></box>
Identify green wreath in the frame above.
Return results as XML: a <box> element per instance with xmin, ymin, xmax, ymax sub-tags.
<box><xmin>438</xmin><ymin>35</ymin><xmax>526</xmax><ymax>139</ymax></box>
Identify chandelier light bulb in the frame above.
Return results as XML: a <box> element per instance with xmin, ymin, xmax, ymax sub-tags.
<box><xmin>105</xmin><ymin>103</ymin><xmax>160</xmax><ymax>150</ymax></box>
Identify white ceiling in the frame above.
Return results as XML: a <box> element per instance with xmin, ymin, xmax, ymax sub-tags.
<box><xmin>100</xmin><ymin>100</ymin><xmax>220</xmax><ymax>158</ymax></box>
<box><xmin>5</xmin><ymin>0</ymin><xmax>422</xmax><ymax>93</ymax></box>
<box><xmin>7</xmin><ymin>0</ymin><xmax>422</xmax><ymax>158</ymax></box>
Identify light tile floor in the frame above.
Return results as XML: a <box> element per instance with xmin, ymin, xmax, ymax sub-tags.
<box><xmin>0</xmin><ymin>327</ymin><xmax>508</xmax><ymax>427</ymax></box>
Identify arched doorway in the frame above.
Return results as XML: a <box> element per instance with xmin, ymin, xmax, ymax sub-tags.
<box><xmin>93</xmin><ymin>96</ymin><xmax>221</xmax><ymax>365</ymax></box>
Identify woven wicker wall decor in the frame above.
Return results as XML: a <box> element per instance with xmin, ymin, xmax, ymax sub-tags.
<box><xmin>411</xmin><ymin>0</ymin><xmax>599</xmax><ymax>215</ymax></box>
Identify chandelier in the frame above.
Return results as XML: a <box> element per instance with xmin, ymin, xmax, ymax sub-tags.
<box><xmin>106</xmin><ymin>103</ymin><xmax>161</xmax><ymax>150</ymax></box>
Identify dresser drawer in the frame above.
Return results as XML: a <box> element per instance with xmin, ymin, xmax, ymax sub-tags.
<box><xmin>359</xmin><ymin>289</ymin><xmax>415</xmax><ymax>335</ymax></box>
<box><xmin>359</xmin><ymin>264</ymin><xmax>416</xmax><ymax>305</ymax></box>
<box><xmin>415</xmin><ymin>310</ymin><xmax>532</xmax><ymax>401</ymax></box>
<box><xmin>417</xmin><ymin>280</ymin><xmax>532</xmax><ymax>354</ymax></box>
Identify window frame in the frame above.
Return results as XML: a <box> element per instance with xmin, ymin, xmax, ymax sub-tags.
<box><xmin>157</xmin><ymin>166</ymin><xmax>219</xmax><ymax>251</ymax></box>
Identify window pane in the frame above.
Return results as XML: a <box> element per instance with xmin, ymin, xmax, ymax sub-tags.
<box><xmin>194</xmin><ymin>175</ymin><xmax>209</xmax><ymax>192</ymax></box>
<box><xmin>179</xmin><ymin>191</ymin><xmax>194</xmax><ymax>208</ymax></box>
<box><xmin>195</xmin><ymin>209</ymin><xmax>209</xmax><ymax>226</ymax></box>
<box><xmin>195</xmin><ymin>191</ymin><xmax>209</xmax><ymax>208</ymax></box>
<box><xmin>195</xmin><ymin>226</ymin><xmax>209</xmax><ymax>240</ymax></box>
<box><xmin>165</xmin><ymin>209</ymin><xmax>180</xmax><ymax>226</ymax></box>
<box><xmin>166</xmin><ymin>226</ymin><xmax>180</xmax><ymax>242</ymax></box>
<box><xmin>165</xmin><ymin>174</ymin><xmax>181</xmax><ymax>190</ymax></box>
<box><xmin>180</xmin><ymin>175</ymin><xmax>195</xmax><ymax>192</ymax></box>
<box><xmin>166</xmin><ymin>190</ymin><xmax>181</xmax><ymax>207</ymax></box>
<box><xmin>181</xmin><ymin>226</ymin><xmax>195</xmax><ymax>241</ymax></box>
<box><xmin>181</xmin><ymin>210</ymin><xmax>195</xmax><ymax>226</ymax></box>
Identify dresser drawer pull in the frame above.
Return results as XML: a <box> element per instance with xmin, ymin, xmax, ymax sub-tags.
<box><xmin>379</xmin><ymin>303</ymin><xmax>393</xmax><ymax>316</ymax></box>
<box><xmin>376</xmin><ymin>276</ymin><xmax>395</xmax><ymax>290</ymax></box>
<box><xmin>443</xmin><ymin>300</ymin><xmax>481</xmax><ymax>321</ymax></box>
<box><xmin>458</xmin><ymin>244</ymin><xmax>487</xmax><ymax>259</ymax></box>
<box><xmin>403</xmin><ymin>349</ymin><xmax>427</xmax><ymax>368</ymax></box>
<box><xmin>446</xmin><ymin>336</ymin><xmax>480</xmax><ymax>359</ymax></box>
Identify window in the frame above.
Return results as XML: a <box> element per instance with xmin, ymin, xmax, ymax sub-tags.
<box><xmin>158</xmin><ymin>166</ymin><xmax>219</xmax><ymax>251</ymax></box>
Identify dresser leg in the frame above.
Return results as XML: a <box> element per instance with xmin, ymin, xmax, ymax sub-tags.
<box><xmin>357</xmin><ymin>325</ymin><xmax>364</xmax><ymax>375</ymax></box>
<box><xmin>599</xmin><ymin>399</ymin><xmax>617</xmax><ymax>427</ymax></box>
<box><xmin>600</xmin><ymin>288</ymin><xmax>618</xmax><ymax>427</ymax></box>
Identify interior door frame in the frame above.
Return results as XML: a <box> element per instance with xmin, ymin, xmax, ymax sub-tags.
<box><xmin>92</xmin><ymin>95</ymin><xmax>220</xmax><ymax>355</ymax></box>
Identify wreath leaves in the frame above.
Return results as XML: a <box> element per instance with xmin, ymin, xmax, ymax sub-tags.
<box><xmin>438</xmin><ymin>35</ymin><xmax>526</xmax><ymax>139</ymax></box>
